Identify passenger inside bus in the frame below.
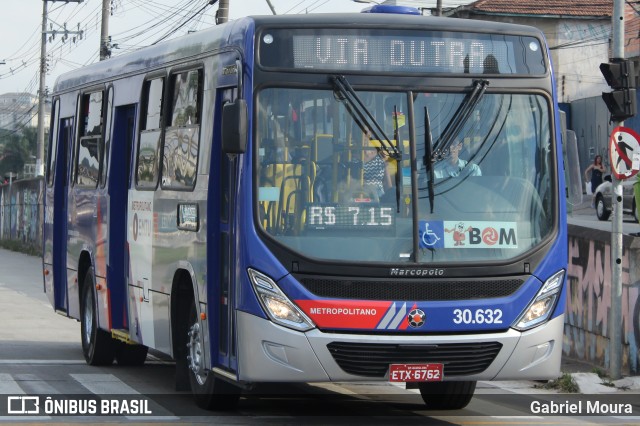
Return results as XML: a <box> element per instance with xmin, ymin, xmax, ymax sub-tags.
<box><xmin>361</xmin><ymin>138</ymin><xmax>392</xmax><ymax>198</ymax></box>
<box><xmin>342</xmin><ymin>132</ymin><xmax>393</xmax><ymax>202</ymax></box>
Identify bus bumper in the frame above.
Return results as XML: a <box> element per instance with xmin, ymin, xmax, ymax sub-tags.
<box><xmin>235</xmin><ymin>310</ymin><xmax>563</xmax><ymax>382</ymax></box>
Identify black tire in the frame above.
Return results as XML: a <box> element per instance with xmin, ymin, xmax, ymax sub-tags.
<box><xmin>115</xmin><ymin>342</ymin><xmax>148</xmax><ymax>366</ymax></box>
<box><xmin>418</xmin><ymin>381</ymin><xmax>476</xmax><ymax>410</ymax></box>
<box><xmin>596</xmin><ymin>195</ymin><xmax>611</xmax><ymax>221</ymax></box>
<box><xmin>187</xmin><ymin>301</ymin><xmax>240</xmax><ymax>410</ymax></box>
<box><xmin>80</xmin><ymin>267</ymin><xmax>115</xmax><ymax>366</ymax></box>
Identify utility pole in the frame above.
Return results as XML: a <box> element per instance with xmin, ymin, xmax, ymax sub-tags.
<box><xmin>37</xmin><ymin>0</ymin><xmax>84</xmax><ymax>177</ymax></box>
<box><xmin>217</xmin><ymin>0</ymin><xmax>229</xmax><ymax>24</ymax></box>
<box><xmin>265</xmin><ymin>0</ymin><xmax>277</xmax><ymax>15</ymax></box>
<box><xmin>37</xmin><ymin>0</ymin><xmax>48</xmax><ymax>177</ymax></box>
<box><xmin>100</xmin><ymin>0</ymin><xmax>110</xmax><ymax>60</ymax></box>
<box><xmin>436</xmin><ymin>0</ymin><xmax>442</xmax><ymax>16</ymax></box>
<box><xmin>609</xmin><ymin>0</ymin><xmax>626</xmax><ymax>381</ymax></box>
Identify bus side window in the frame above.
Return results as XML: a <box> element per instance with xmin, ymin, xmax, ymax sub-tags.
<box><xmin>100</xmin><ymin>87</ymin><xmax>114</xmax><ymax>188</ymax></box>
<box><xmin>76</xmin><ymin>91</ymin><xmax>103</xmax><ymax>188</ymax></box>
<box><xmin>46</xmin><ymin>99</ymin><xmax>60</xmax><ymax>187</ymax></box>
<box><xmin>161</xmin><ymin>69</ymin><xmax>202</xmax><ymax>190</ymax></box>
<box><xmin>136</xmin><ymin>77</ymin><xmax>165</xmax><ymax>189</ymax></box>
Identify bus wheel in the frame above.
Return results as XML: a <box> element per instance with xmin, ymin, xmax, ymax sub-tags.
<box><xmin>187</xmin><ymin>301</ymin><xmax>240</xmax><ymax>410</ymax></box>
<box><xmin>418</xmin><ymin>381</ymin><xmax>476</xmax><ymax>410</ymax></box>
<box><xmin>80</xmin><ymin>267</ymin><xmax>115</xmax><ymax>365</ymax></box>
<box><xmin>115</xmin><ymin>343</ymin><xmax>148</xmax><ymax>366</ymax></box>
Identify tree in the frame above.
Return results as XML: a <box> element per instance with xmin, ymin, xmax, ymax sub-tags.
<box><xmin>0</xmin><ymin>126</ymin><xmax>38</xmax><ymax>179</ymax></box>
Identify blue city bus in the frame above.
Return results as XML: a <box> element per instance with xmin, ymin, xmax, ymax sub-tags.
<box><xmin>43</xmin><ymin>6</ymin><xmax>567</xmax><ymax>410</ymax></box>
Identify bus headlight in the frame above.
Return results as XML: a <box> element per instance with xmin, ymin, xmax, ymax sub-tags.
<box><xmin>513</xmin><ymin>270</ymin><xmax>564</xmax><ymax>331</ymax></box>
<box><xmin>248</xmin><ymin>268</ymin><xmax>315</xmax><ymax>332</ymax></box>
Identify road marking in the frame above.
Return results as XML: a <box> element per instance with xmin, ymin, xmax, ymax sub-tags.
<box><xmin>71</xmin><ymin>373</ymin><xmax>179</xmax><ymax>420</ymax></box>
<box><xmin>491</xmin><ymin>416</ymin><xmax>544</xmax><ymax>419</ymax></box>
<box><xmin>71</xmin><ymin>373</ymin><xmax>139</xmax><ymax>395</ymax></box>
<box><xmin>0</xmin><ymin>360</ymin><xmax>86</xmax><ymax>365</ymax></box>
<box><xmin>0</xmin><ymin>373</ymin><xmax>24</xmax><ymax>394</ymax></box>
<box><xmin>11</xmin><ymin>374</ymin><xmax>60</xmax><ymax>395</ymax></box>
<box><xmin>0</xmin><ymin>416</ymin><xmax>52</xmax><ymax>421</ymax></box>
<box><xmin>0</xmin><ymin>358</ymin><xmax>170</xmax><ymax>365</ymax></box>
<box><xmin>0</xmin><ymin>375</ymin><xmax>53</xmax><ymax>420</ymax></box>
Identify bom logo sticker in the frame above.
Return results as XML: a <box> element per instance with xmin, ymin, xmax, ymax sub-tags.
<box><xmin>444</xmin><ymin>221</ymin><xmax>518</xmax><ymax>249</ymax></box>
<box><xmin>482</xmin><ymin>227</ymin><xmax>499</xmax><ymax>245</ymax></box>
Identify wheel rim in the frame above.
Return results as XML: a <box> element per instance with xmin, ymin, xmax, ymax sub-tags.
<box><xmin>187</xmin><ymin>321</ymin><xmax>207</xmax><ymax>385</ymax></box>
<box><xmin>83</xmin><ymin>287</ymin><xmax>93</xmax><ymax>345</ymax></box>
<box><xmin>597</xmin><ymin>199</ymin><xmax>605</xmax><ymax>218</ymax></box>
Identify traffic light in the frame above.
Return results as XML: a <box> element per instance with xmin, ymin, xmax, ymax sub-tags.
<box><xmin>600</xmin><ymin>59</ymin><xmax>637</xmax><ymax>122</ymax></box>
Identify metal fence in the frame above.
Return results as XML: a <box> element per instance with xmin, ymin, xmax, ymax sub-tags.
<box><xmin>0</xmin><ymin>176</ymin><xmax>44</xmax><ymax>250</ymax></box>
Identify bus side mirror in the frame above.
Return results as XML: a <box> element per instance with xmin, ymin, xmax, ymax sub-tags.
<box><xmin>222</xmin><ymin>99</ymin><xmax>248</xmax><ymax>154</ymax></box>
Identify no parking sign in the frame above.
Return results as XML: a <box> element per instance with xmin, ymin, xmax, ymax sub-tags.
<box><xmin>609</xmin><ymin>126</ymin><xmax>640</xmax><ymax>179</ymax></box>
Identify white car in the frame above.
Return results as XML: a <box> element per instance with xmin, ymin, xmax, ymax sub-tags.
<box><xmin>593</xmin><ymin>175</ymin><xmax>639</xmax><ymax>222</ymax></box>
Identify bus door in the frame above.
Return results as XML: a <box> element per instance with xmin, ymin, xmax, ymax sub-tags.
<box><xmin>210</xmin><ymin>83</ymin><xmax>240</xmax><ymax>372</ymax></box>
<box><xmin>108</xmin><ymin>104</ymin><xmax>136</xmax><ymax>330</ymax></box>
<box><xmin>47</xmin><ymin>116</ymin><xmax>73</xmax><ymax>312</ymax></box>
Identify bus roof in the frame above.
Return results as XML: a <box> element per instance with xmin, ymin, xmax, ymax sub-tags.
<box><xmin>250</xmin><ymin>13</ymin><xmax>543</xmax><ymax>37</ymax></box>
<box><xmin>53</xmin><ymin>13</ymin><xmax>544</xmax><ymax>93</ymax></box>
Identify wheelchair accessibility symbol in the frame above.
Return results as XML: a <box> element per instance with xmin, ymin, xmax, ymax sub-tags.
<box><xmin>419</xmin><ymin>222</ymin><xmax>443</xmax><ymax>249</ymax></box>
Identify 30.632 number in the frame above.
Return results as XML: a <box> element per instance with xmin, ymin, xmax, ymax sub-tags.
<box><xmin>453</xmin><ymin>308</ymin><xmax>503</xmax><ymax>325</ymax></box>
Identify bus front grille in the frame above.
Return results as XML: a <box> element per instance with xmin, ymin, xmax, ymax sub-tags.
<box><xmin>296</xmin><ymin>276</ymin><xmax>525</xmax><ymax>301</ymax></box>
<box><xmin>327</xmin><ymin>341</ymin><xmax>502</xmax><ymax>378</ymax></box>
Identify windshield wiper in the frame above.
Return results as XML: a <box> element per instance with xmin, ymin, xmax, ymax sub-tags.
<box><xmin>423</xmin><ymin>106</ymin><xmax>435</xmax><ymax>213</ymax></box>
<box><xmin>392</xmin><ymin>105</ymin><xmax>403</xmax><ymax>213</ymax></box>
<box><xmin>331</xmin><ymin>75</ymin><xmax>401</xmax><ymax>160</ymax></box>
<box><xmin>434</xmin><ymin>79</ymin><xmax>489</xmax><ymax>157</ymax></box>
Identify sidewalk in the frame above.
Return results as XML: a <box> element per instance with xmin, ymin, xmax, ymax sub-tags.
<box><xmin>489</xmin><ymin>357</ymin><xmax>640</xmax><ymax>394</ymax></box>
<box><xmin>568</xmin><ymin>198</ymin><xmax>592</xmax><ymax>215</ymax></box>
<box><xmin>555</xmin><ymin>357</ymin><xmax>640</xmax><ymax>394</ymax></box>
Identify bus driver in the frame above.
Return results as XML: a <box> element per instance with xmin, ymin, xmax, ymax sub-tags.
<box><xmin>434</xmin><ymin>140</ymin><xmax>481</xmax><ymax>178</ymax></box>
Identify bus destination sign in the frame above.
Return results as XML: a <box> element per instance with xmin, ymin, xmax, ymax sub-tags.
<box><xmin>259</xmin><ymin>29</ymin><xmax>546</xmax><ymax>75</ymax></box>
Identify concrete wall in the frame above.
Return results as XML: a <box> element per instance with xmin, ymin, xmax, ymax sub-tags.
<box><xmin>550</xmin><ymin>20</ymin><xmax>611</xmax><ymax>103</ymax></box>
<box><xmin>565</xmin><ymin>225</ymin><xmax>640</xmax><ymax>375</ymax></box>
<box><xmin>448</xmin><ymin>12</ymin><xmax>611</xmax><ymax>103</ymax></box>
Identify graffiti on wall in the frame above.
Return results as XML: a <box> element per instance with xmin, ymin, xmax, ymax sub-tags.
<box><xmin>0</xmin><ymin>178</ymin><xmax>43</xmax><ymax>248</ymax></box>
<box><xmin>565</xmin><ymin>235</ymin><xmax>640</xmax><ymax>374</ymax></box>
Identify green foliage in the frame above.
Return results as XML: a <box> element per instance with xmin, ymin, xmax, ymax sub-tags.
<box><xmin>537</xmin><ymin>373</ymin><xmax>579</xmax><ymax>393</ymax></box>
<box><xmin>0</xmin><ymin>126</ymin><xmax>38</xmax><ymax>179</ymax></box>
<box><xmin>0</xmin><ymin>239</ymin><xmax>41</xmax><ymax>257</ymax></box>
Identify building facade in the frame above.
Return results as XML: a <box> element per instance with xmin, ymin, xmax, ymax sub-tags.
<box><xmin>446</xmin><ymin>0</ymin><xmax>640</xmax><ymax>103</ymax></box>
<box><xmin>0</xmin><ymin>92</ymin><xmax>40</xmax><ymax>132</ymax></box>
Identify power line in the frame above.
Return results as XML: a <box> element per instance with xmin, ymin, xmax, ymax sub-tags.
<box><xmin>151</xmin><ymin>1</ymin><xmax>215</xmax><ymax>45</ymax></box>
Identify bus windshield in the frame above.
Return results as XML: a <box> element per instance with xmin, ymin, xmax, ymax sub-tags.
<box><xmin>255</xmin><ymin>86</ymin><xmax>554</xmax><ymax>264</ymax></box>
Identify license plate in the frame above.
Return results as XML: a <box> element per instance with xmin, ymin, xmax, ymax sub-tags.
<box><xmin>388</xmin><ymin>363</ymin><xmax>444</xmax><ymax>382</ymax></box>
